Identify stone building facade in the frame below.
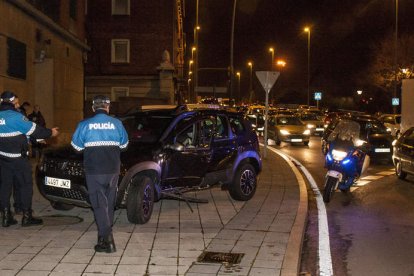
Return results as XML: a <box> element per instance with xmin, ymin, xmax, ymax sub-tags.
<box><xmin>84</xmin><ymin>0</ymin><xmax>185</xmax><ymax>111</ymax></box>
<box><xmin>0</xmin><ymin>0</ymin><xmax>88</xmax><ymax>143</ymax></box>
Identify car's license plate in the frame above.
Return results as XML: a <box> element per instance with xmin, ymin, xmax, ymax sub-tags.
<box><xmin>316</xmin><ymin>128</ymin><xmax>324</xmax><ymax>131</ymax></box>
<box><xmin>375</xmin><ymin>148</ymin><xmax>391</xmax><ymax>153</ymax></box>
<box><xmin>45</xmin><ymin>177</ymin><xmax>71</xmax><ymax>189</ymax></box>
<box><xmin>291</xmin><ymin>139</ymin><xmax>303</xmax><ymax>142</ymax></box>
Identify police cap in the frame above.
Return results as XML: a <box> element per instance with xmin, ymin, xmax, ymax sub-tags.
<box><xmin>1</xmin><ymin>90</ymin><xmax>16</xmax><ymax>102</ymax></box>
<box><xmin>92</xmin><ymin>95</ymin><xmax>111</xmax><ymax>105</ymax></box>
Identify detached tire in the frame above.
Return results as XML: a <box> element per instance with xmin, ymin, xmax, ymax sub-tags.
<box><xmin>127</xmin><ymin>176</ymin><xmax>154</xmax><ymax>224</ymax></box>
<box><xmin>229</xmin><ymin>163</ymin><xmax>257</xmax><ymax>201</ymax></box>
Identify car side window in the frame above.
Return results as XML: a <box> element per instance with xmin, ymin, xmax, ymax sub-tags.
<box><xmin>229</xmin><ymin>116</ymin><xmax>246</xmax><ymax>135</ymax></box>
<box><xmin>401</xmin><ymin>128</ymin><xmax>414</xmax><ymax>145</ymax></box>
<box><xmin>215</xmin><ymin>115</ymin><xmax>229</xmax><ymax>139</ymax></box>
<box><xmin>197</xmin><ymin>117</ymin><xmax>215</xmax><ymax>148</ymax></box>
<box><xmin>176</xmin><ymin>124</ymin><xmax>196</xmax><ymax>148</ymax></box>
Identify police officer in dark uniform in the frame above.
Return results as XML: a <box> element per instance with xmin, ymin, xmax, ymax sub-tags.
<box><xmin>71</xmin><ymin>95</ymin><xmax>128</xmax><ymax>253</ymax></box>
<box><xmin>0</xmin><ymin>91</ymin><xmax>59</xmax><ymax>227</ymax></box>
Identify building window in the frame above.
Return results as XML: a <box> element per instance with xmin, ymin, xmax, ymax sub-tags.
<box><xmin>112</xmin><ymin>0</ymin><xmax>130</xmax><ymax>15</ymax></box>
<box><xmin>111</xmin><ymin>87</ymin><xmax>129</xmax><ymax>101</ymax></box>
<box><xmin>111</xmin><ymin>39</ymin><xmax>130</xmax><ymax>63</ymax></box>
<box><xmin>70</xmin><ymin>0</ymin><xmax>77</xmax><ymax>19</ymax></box>
<box><xmin>7</xmin><ymin>37</ymin><xmax>26</xmax><ymax>80</ymax></box>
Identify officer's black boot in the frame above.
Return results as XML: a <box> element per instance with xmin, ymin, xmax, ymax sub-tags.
<box><xmin>94</xmin><ymin>234</ymin><xmax>116</xmax><ymax>253</ymax></box>
<box><xmin>94</xmin><ymin>236</ymin><xmax>105</xmax><ymax>252</ymax></box>
<box><xmin>106</xmin><ymin>234</ymin><xmax>116</xmax><ymax>253</ymax></box>
<box><xmin>1</xmin><ymin>208</ymin><xmax>18</xmax><ymax>227</ymax></box>
<box><xmin>21</xmin><ymin>209</ymin><xmax>43</xmax><ymax>227</ymax></box>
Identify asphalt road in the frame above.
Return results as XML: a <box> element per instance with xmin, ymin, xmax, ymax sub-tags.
<box><xmin>272</xmin><ymin>136</ymin><xmax>414</xmax><ymax>276</ymax></box>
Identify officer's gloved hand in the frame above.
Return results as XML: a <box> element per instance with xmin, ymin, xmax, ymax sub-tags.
<box><xmin>51</xmin><ymin>127</ymin><xmax>59</xmax><ymax>137</ymax></box>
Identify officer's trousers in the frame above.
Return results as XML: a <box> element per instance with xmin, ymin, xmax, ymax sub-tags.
<box><xmin>0</xmin><ymin>158</ymin><xmax>32</xmax><ymax>210</ymax></box>
<box><xmin>85</xmin><ymin>174</ymin><xmax>118</xmax><ymax>237</ymax></box>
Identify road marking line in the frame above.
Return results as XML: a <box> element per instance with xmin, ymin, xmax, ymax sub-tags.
<box><xmin>360</xmin><ymin>175</ymin><xmax>384</xmax><ymax>180</ymax></box>
<box><xmin>376</xmin><ymin>171</ymin><xmax>395</xmax><ymax>176</ymax></box>
<box><xmin>355</xmin><ymin>180</ymin><xmax>371</xmax><ymax>186</ymax></box>
<box><xmin>268</xmin><ymin>147</ymin><xmax>333</xmax><ymax>276</ymax></box>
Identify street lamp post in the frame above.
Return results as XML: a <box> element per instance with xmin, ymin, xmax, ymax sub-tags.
<box><xmin>304</xmin><ymin>27</ymin><xmax>311</xmax><ymax>106</ymax></box>
<box><xmin>247</xmin><ymin>62</ymin><xmax>253</xmax><ymax>103</ymax></box>
<box><xmin>236</xmin><ymin>71</ymin><xmax>241</xmax><ymax>104</ymax></box>
<box><xmin>230</xmin><ymin>0</ymin><xmax>238</xmax><ymax>102</ymax></box>
<box><xmin>269</xmin><ymin>47</ymin><xmax>274</xmax><ymax>70</ymax></box>
<box><xmin>194</xmin><ymin>26</ymin><xmax>200</xmax><ymax>103</ymax></box>
<box><xmin>394</xmin><ymin>0</ymin><xmax>399</xmax><ymax>114</ymax></box>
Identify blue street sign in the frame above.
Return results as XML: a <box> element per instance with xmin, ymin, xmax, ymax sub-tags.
<box><xmin>314</xmin><ymin>92</ymin><xmax>322</xmax><ymax>100</ymax></box>
<box><xmin>392</xmin><ymin>98</ymin><xmax>400</xmax><ymax>106</ymax></box>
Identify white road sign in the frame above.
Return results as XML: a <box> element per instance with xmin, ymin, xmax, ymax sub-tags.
<box><xmin>256</xmin><ymin>71</ymin><xmax>280</xmax><ymax>92</ymax></box>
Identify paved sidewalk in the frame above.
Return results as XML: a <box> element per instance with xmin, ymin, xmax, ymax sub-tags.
<box><xmin>0</xmin><ymin>148</ymin><xmax>307</xmax><ymax>276</ymax></box>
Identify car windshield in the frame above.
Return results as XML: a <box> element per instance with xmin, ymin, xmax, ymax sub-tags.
<box><xmin>121</xmin><ymin>114</ymin><xmax>174</xmax><ymax>143</ymax></box>
<box><xmin>360</xmin><ymin>121</ymin><xmax>389</xmax><ymax>135</ymax></box>
<box><xmin>277</xmin><ymin>117</ymin><xmax>303</xmax><ymax>125</ymax></box>
<box><xmin>301</xmin><ymin>114</ymin><xmax>319</xmax><ymax>121</ymax></box>
<box><xmin>328</xmin><ymin>120</ymin><xmax>361</xmax><ymax>142</ymax></box>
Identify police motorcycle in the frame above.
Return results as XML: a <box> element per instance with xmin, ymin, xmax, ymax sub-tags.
<box><xmin>323</xmin><ymin>120</ymin><xmax>370</xmax><ymax>203</ymax></box>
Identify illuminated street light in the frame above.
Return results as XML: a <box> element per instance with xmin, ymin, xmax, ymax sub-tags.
<box><xmin>304</xmin><ymin>27</ymin><xmax>311</xmax><ymax>106</ymax></box>
<box><xmin>269</xmin><ymin>47</ymin><xmax>274</xmax><ymax>70</ymax></box>
<box><xmin>357</xmin><ymin>90</ymin><xmax>363</xmax><ymax>95</ymax></box>
<box><xmin>276</xmin><ymin>60</ymin><xmax>286</xmax><ymax>67</ymax></box>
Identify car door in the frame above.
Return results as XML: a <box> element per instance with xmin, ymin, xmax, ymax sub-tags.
<box><xmin>401</xmin><ymin>128</ymin><xmax>414</xmax><ymax>174</ymax></box>
<box><xmin>205</xmin><ymin>114</ymin><xmax>238</xmax><ymax>185</ymax></box>
<box><xmin>268</xmin><ymin>117</ymin><xmax>276</xmax><ymax>139</ymax></box>
<box><xmin>397</xmin><ymin>128</ymin><xmax>414</xmax><ymax>173</ymax></box>
<box><xmin>163</xmin><ymin>117</ymin><xmax>214</xmax><ymax>187</ymax></box>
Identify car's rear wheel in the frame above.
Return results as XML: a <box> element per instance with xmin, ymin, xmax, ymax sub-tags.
<box><xmin>50</xmin><ymin>201</ymin><xmax>75</xmax><ymax>211</ymax></box>
<box><xmin>127</xmin><ymin>176</ymin><xmax>154</xmax><ymax>224</ymax></box>
<box><xmin>229</xmin><ymin>163</ymin><xmax>257</xmax><ymax>201</ymax></box>
<box><xmin>395</xmin><ymin>161</ymin><xmax>407</xmax><ymax>180</ymax></box>
<box><xmin>304</xmin><ymin>141</ymin><xmax>309</xmax><ymax>146</ymax></box>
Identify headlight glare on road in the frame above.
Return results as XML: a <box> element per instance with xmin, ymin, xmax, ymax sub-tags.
<box><xmin>303</xmin><ymin>129</ymin><xmax>311</xmax><ymax>135</ymax></box>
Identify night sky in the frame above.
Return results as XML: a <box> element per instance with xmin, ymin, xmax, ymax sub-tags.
<box><xmin>184</xmin><ymin>0</ymin><xmax>414</xmax><ymax>106</ymax></box>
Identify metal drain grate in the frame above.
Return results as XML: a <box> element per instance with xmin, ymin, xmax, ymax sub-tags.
<box><xmin>197</xmin><ymin>251</ymin><xmax>244</xmax><ymax>264</ymax></box>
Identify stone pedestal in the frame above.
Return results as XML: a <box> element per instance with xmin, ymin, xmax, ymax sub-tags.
<box><xmin>156</xmin><ymin>50</ymin><xmax>175</xmax><ymax>104</ymax></box>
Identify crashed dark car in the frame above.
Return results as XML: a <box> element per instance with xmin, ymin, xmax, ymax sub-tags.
<box><xmin>36</xmin><ymin>106</ymin><xmax>262</xmax><ymax>224</ymax></box>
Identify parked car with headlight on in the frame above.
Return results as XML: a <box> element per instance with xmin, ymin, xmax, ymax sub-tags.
<box><xmin>268</xmin><ymin>115</ymin><xmax>310</xmax><ymax>146</ymax></box>
<box><xmin>392</xmin><ymin>127</ymin><xmax>414</xmax><ymax>179</ymax></box>
<box><xmin>379</xmin><ymin>114</ymin><xmax>401</xmax><ymax>137</ymax></box>
<box><xmin>299</xmin><ymin>112</ymin><xmax>325</xmax><ymax>136</ymax></box>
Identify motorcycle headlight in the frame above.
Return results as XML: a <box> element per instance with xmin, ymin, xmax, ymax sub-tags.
<box><xmin>332</xmin><ymin>149</ymin><xmax>347</xmax><ymax>161</ymax></box>
<box><xmin>355</xmin><ymin>139</ymin><xmax>367</xmax><ymax>147</ymax></box>
<box><xmin>303</xmin><ymin>129</ymin><xmax>311</xmax><ymax>135</ymax></box>
<box><xmin>280</xmin><ymin>129</ymin><xmax>290</xmax><ymax>135</ymax></box>
<box><xmin>307</xmin><ymin>124</ymin><xmax>315</xmax><ymax>129</ymax></box>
